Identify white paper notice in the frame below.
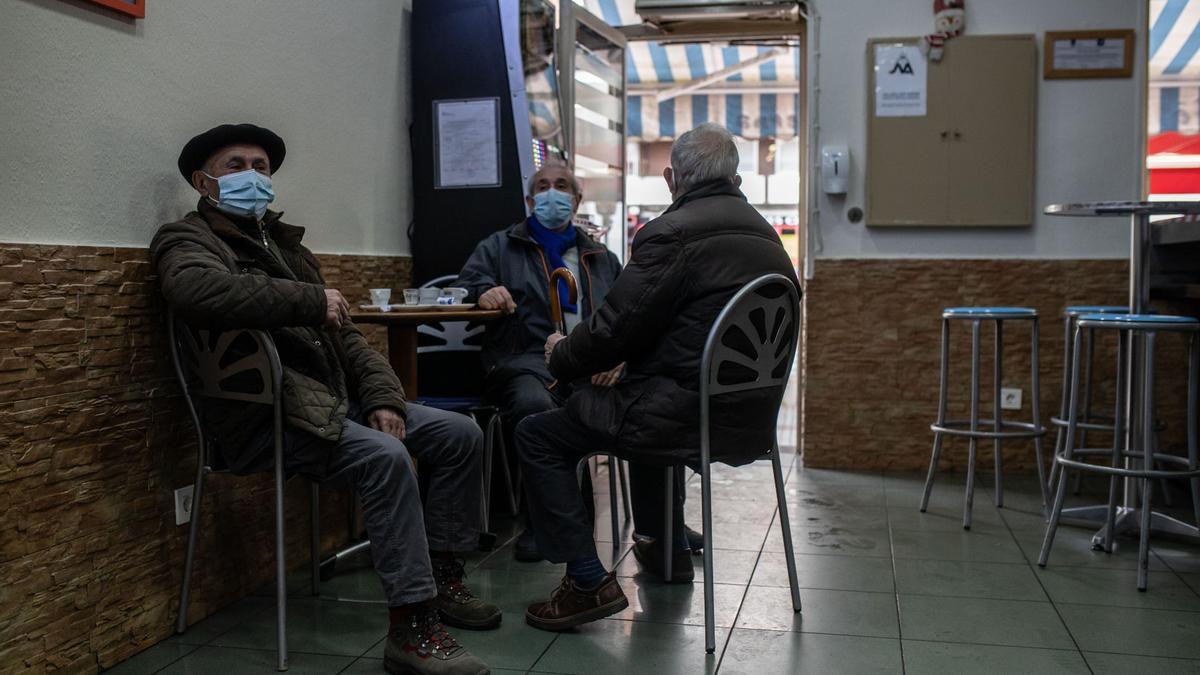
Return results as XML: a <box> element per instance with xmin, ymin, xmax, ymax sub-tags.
<box><xmin>435</xmin><ymin>98</ymin><xmax>500</xmax><ymax>188</ymax></box>
<box><xmin>874</xmin><ymin>44</ymin><xmax>927</xmax><ymax>117</ymax></box>
<box><xmin>1052</xmin><ymin>38</ymin><xmax>1126</xmax><ymax>70</ymax></box>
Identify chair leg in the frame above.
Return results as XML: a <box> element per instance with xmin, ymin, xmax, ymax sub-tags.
<box><xmin>1188</xmin><ymin>335</ymin><xmax>1200</xmax><ymax>526</ymax></box>
<box><xmin>607</xmin><ymin>455</ymin><xmax>620</xmax><ymax>546</ymax></box>
<box><xmin>1041</xmin><ymin>325</ymin><xmax>1086</xmax><ymax>568</ymax></box>
<box><xmin>993</xmin><ymin>319</ymin><xmax>1004</xmax><ymax>508</ymax></box>
<box><xmin>1030</xmin><ymin>317</ymin><xmax>1049</xmax><ymax>512</ymax></box>
<box><xmin>274</xmin><ymin>451</ymin><xmax>289</xmax><ymax>670</ymax></box>
<box><xmin>701</xmin><ymin>462</ymin><xmax>717</xmax><ymax>654</ymax></box>
<box><xmin>1137</xmin><ymin>332</ymin><xmax>1157</xmax><ymax>592</ymax></box>
<box><xmin>176</xmin><ymin>466</ymin><xmax>207</xmax><ymax>634</ymax></box>
<box><xmin>771</xmin><ymin>445</ymin><xmax>802</xmax><ymax>613</ymax></box>
<box><xmin>1049</xmin><ymin>315</ymin><xmax>1073</xmax><ymax>497</ymax></box>
<box><xmin>619</xmin><ymin>460</ymin><xmax>632</xmax><ymax>521</ymax></box>
<box><xmin>964</xmin><ymin>320</ymin><xmax>982</xmax><ymax>530</ymax></box>
<box><xmin>310</xmin><ymin>482</ymin><xmax>320</xmax><ymax>597</ymax></box>
<box><xmin>664</xmin><ymin>466</ymin><xmax>674</xmax><ymax>583</ymax></box>
<box><xmin>1104</xmin><ymin>332</ymin><xmax>1127</xmax><ymax>554</ymax></box>
<box><xmin>490</xmin><ymin>415</ymin><xmax>519</xmax><ymax>515</ymax></box>
<box><xmin>921</xmin><ymin>318</ymin><xmax>951</xmax><ymax>512</ymax></box>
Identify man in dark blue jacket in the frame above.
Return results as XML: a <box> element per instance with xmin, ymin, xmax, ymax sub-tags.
<box><xmin>457</xmin><ymin>162</ymin><xmax>623</xmax><ymax>560</ymax></box>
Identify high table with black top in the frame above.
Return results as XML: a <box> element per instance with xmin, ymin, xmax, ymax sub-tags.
<box><xmin>1045</xmin><ymin>201</ymin><xmax>1200</xmax><ymax>547</ymax></box>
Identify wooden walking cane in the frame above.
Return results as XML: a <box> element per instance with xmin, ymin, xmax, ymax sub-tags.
<box><xmin>546</xmin><ymin>267</ymin><xmax>578</xmax><ymax>392</ymax></box>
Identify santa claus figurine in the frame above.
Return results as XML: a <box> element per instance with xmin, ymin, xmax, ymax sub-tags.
<box><xmin>922</xmin><ymin>0</ymin><xmax>965</xmax><ymax>62</ymax></box>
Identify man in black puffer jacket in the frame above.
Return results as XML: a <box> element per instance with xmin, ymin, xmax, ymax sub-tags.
<box><xmin>516</xmin><ymin>123</ymin><xmax>799</xmax><ymax>631</ymax></box>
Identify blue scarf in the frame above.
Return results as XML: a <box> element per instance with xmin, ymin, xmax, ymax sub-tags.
<box><xmin>528</xmin><ymin>214</ymin><xmax>578</xmax><ymax>314</ymax></box>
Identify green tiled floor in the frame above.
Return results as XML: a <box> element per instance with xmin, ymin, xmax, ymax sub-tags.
<box><xmin>107</xmin><ymin>458</ymin><xmax>1200</xmax><ymax>674</ymax></box>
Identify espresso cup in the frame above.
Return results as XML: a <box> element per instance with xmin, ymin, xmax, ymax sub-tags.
<box><xmin>418</xmin><ymin>287</ymin><xmax>440</xmax><ymax>305</ymax></box>
<box><xmin>369</xmin><ymin>288</ymin><xmax>391</xmax><ymax>306</ymax></box>
<box><xmin>440</xmin><ymin>287</ymin><xmax>469</xmax><ymax>304</ymax></box>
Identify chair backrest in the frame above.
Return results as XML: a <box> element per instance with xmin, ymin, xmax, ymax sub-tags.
<box><xmin>415</xmin><ymin>276</ymin><xmax>487</xmax><ymax>398</ymax></box>
<box><xmin>699</xmin><ymin>273</ymin><xmax>801</xmax><ymax>451</ymax></box>
<box><xmin>168</xmin><ymin>311</ymin><xmax>283</xmax><ymax>468</ymax></box>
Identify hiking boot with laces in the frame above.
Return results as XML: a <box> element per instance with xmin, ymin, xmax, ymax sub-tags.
<box><xmin>384</xmin><ymin>608</ymin><xmax>490</xmax><ymax>675</ymax></box>
<box><xmin>525</xmin><ymin>572</ymin><xmax>628</xmax><ymax>632</ymax></box>
<box><xmin>430</xmin><ymin>558</ymin><xmax>502</xmax><ymax>630</ymax></box>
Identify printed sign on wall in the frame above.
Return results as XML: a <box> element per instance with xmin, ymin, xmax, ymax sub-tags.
<box><xmin>874</xmin><ymin>44</ymin><xmax>927</xmax><ymax>117</ymax></box>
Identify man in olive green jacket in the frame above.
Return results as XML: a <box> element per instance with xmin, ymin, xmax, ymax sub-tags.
<box><xmin>152</xmin><ymin>124</ymin><xmax>494</xmax><ymax>675</ymax></box>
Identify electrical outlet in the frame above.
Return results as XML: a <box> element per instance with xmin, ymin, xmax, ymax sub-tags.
<box><xmin>174</xmin><ymin>486</ymin><xmax>194</xmax><ymax>526</ymax></box>
<box><xmin>1001</xmin><ymin>387</ymin><xmax>1022</xmax><ymax>411</ymax></box>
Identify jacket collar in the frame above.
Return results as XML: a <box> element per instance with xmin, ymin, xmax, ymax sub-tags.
<box><xmin>507</xmin><ymin>217</ymin><xmax>606</xmax><ymax>254</ymax></box>
<box><xmin>663</xmin><ymin>179</ymin><xmax>747</xmax><ymax>215</ymax></box>
<box><xmin>196</xmin><ymin>198</ymin><xmax>306</xmax><ymax>249</ymax></box>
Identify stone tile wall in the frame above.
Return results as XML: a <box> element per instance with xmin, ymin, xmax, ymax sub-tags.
<box><xmin>802</xmin><ymin>258</ymin><xmax>1194</xmax><ymax>472</ymax></box>
<box><xmin>0</xmin><ymin>243</ymin><xmax>410</xmax><ymax>673</ymax></box>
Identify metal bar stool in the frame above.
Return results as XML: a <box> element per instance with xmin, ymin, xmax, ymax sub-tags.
<box><xmin>1048</xmin><ymin>306</ymin><xmax>1174</xmax><ymax>504</ymax></box>
<box><xmin>1049</xmin><ymin>306</ymin><xmax>1128</xmax><ymax>497</ymax></box>
<box><xmin>1039</xmin><ymin>312</ymin><xmax>1200</xmax><ymax>590</ymax></box>
<box><xmin>921</xmin><ymin>307</ymin><xmax>1050</xmax><ymax>529</ymax></box>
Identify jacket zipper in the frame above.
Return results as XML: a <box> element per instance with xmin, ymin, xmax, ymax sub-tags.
<box><xmin>258</xmin><ymin>220</ymin><xmax>269</xmax><ymax>248</ymax></box>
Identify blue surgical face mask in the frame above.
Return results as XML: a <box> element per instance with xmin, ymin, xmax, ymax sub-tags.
<box><xmin>204</xmin><ymin>169</ymin><xmax>275</xmax><ymax>220</ymax></box>
<box><xmin>532</xmin><ymin>188</ymin><xmax>575</xmax><ymax>231</ymax></box>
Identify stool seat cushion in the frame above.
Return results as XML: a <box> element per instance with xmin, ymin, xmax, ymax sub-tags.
<box><xmin>944</xmin><ymin>307</ymin><xmax>1037</xmax><ymax>318</ymax></box>
<box><xmin>1077</xmin><ymin>312</ymin><xmax>1199</xmax><ymax>326</ymax></box>
<box><xmin>1065</xmin><ymin>305</ymin><xmax>1128</xmax><ymax>314</ymax></box>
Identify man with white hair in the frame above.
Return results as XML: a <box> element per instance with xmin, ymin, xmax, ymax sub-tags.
<box><xmin>515</xmin><ymin>123</ymin><xmax>798</xmax><ymax>630</ymax></box>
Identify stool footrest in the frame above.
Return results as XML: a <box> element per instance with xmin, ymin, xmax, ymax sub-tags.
<box><xmin>1049</xmin><ymin>416</ymin><xmax>1117</xmax><ymax>432</ymax></box>
<box><xmin>1053</xmin><ymin>451</ymin><xmax>1200</xmax><ymax>480</ymax></box>
<box><xmin>932</xmin><ymin>419</ymin><xmax>1047</xmax><ymax>440</ymax></box>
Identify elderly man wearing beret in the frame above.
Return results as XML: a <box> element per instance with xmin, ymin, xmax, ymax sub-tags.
<box><xmin>151</xmin><ymin>123</ymin><xmax>495</xmax><ymax>675</ymax></box>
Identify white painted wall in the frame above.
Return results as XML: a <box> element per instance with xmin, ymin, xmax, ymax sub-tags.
<box><xmin>0</xmin><ymin>0</ymin><xmax>412</xmax><ymax>255</ymax></box>
<box><xmin>810</xmin><ymin>0</ymin><xmax>1142</xmax><ymax>259</ymax></box>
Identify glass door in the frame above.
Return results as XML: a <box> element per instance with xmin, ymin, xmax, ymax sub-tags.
<box><xmin>568</xmin><ymin>8</ymin><xmax>628</xmax><ymax>259</ymax></box>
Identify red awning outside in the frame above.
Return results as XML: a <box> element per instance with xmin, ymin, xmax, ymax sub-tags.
<box><xmin>1149</xmin><ymin>132</ymin><xmax>1200</xmax><ymax>194</ymax></box>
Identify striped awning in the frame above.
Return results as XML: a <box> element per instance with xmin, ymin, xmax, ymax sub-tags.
<box><xmin>1150</xmin><ymin>0</ymin><xmax>1200</xmax><ymax>133</ymax></box>
<box><xmin>575</xmin><ymin>0</ymin><xmax>640</xmax><ymax>26</ymax></box>
<box><xmin>571</xmin><ymin>1</ymin><xmax>802</xmax><ymax>141</ymax></box>
<box><xmin>626</xmin><ymin>42</ymin><xmax>802</xmax><ymax>141</ymax></box>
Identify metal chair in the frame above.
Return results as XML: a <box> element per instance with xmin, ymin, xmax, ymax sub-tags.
<box><xmin>416</xmin><ymin>275</ymin><xmax>520</xmax><ymax>533</ymax></box>
<box><xmin>1039</xmin><ymin>312</ymin><xmax>1200</xmax><ymax>590</ymax></box>
<box><xmin>169</xmin><ymin>313</ymin><xmax>319</xmax><ymax>672</ymax></box>
<box><xmin>921</xmin><ymin>307</ymin><xmax>1050</xmax><ymax>529</ymax></box>
<box><xmin>661</xmin><ymin>273</ymin><xmax>803</xmax><ymax>654</ymax></box>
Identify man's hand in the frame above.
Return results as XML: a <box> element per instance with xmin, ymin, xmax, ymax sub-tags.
<box><xmin>323</xmin><ymin>288</ymin><xmax>350</xmax><ymax>330</ymax></box>
<box><xmin>479</xmin><ymin>286</ymin><xmax>517</xmax><ymax>314</ymax></box>
<box><xmin>368</xmin><ymin>407</ymin><xmax>407</xmax><ymax>440</ymax></box>
<box><xmin>592</xmin><ymin>362</ymin><xmax>626</xmax><ymax>387</ymax></box>
<box><xmin>544</xmin><ymin>332</ymin><xmax>567</xmax><ymax>365</ymax></box>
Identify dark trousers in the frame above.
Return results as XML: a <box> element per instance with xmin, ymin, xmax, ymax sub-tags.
<box><xmin>286</xmin><ymin>403</ymin><xmax>484</xmax><ymax>606</ymax></box>
<box><xmin>515</xmin><ymin>407</ymin><xmax>686</xmax><ymax>563</ymax></box>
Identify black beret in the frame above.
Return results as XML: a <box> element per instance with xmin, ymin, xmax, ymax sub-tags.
<box><xmin>177</xmin><ymin>123</ymin><xmax>286</xmax><ymax>182</ymax></box>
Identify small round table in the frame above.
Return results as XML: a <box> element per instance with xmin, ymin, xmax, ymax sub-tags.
<box><xmin>349</xmin><ymin>307</ymin><xmax>503</xmax><ymax>399</ymax></box>
<box><xmin>1046</xmin><ymin>201</ymin><xmax>1200</xmax><ymax>545</ymax></box>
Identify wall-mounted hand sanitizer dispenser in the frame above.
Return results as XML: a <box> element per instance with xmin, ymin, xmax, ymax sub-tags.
<box><xmin>821</xmin><ymin>145</ymin><xmax>849</xmax><ymax>195</ymax></box>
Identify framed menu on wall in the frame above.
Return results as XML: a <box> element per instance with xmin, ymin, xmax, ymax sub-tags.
<box><xmin>1044</xmin><ymin>30</ymin><xmax>1134</xmax><ymax>79</ymax></box>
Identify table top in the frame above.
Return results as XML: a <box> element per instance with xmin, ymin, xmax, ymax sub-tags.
<box><xmin>1045</xmin><ymin>201</ymin><xmax>1200</xmax><ymax>217</ymax></box>
<box><xmin>349</xmin><ymin>307</ymin><xmax>504</xmax><ymax>325</ymax></box>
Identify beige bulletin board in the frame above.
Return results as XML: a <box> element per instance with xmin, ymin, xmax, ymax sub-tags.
<box><xmin>866</xmin><ymin>35</ymin><xmax>1038</xmax><ymax>227</ymax></box>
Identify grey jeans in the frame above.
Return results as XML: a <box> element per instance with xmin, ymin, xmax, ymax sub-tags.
<box><xmin>286</xmin><ymin>402</ymin><xmax>484</xmax><ymax>606</ymax></box>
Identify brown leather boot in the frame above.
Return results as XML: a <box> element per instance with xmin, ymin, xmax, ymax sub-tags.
<box><xmin>632</xmin><ymin>538</ymin><xmax>695</xmax><ymax>584</ymax></box>
<box><xmin>384</xmin><ymin>607</ymin><xmax>490</xmax><ymax>675</ymax></box>
<box><xmin>525</xmin><ymin>573</ymin><xmax>629</xmax><ymax>632</ymax></box>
